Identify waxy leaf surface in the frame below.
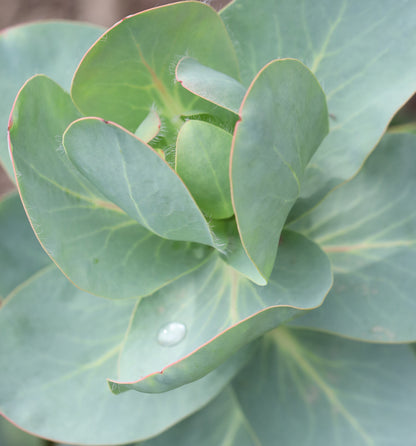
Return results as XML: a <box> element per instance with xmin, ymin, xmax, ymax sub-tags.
<box><xmin>0</xmin><ymin>193</ymin><xmax>49</xmax><ymax>298</ymax></box>
<box><xmin>176</xmin><ymin>120</ymin><xmax>233</xmax><ymax>219</ymax></box>
<box><xmin>0</xmin><ymin>21</ymin><xmax>103</xmax><ymax>178</ymax></box>
<box><xmin>107</xmin><ymin>231</ymin><xmax>332</xmax><ymax>393</ymax></box>
<box><xmin>221</xmin><ymin>0</ymin><xmax>416</xmax><ymax>217</ymax></box>
<box><xmin>0</xmin><ymin>417</ymin><xmax>43</xmax><ymax>446</ymax></box>
<box><xmin>71</xmin><ymin>1</ymin><xmax>240</xmax><ymax>135</ymax></box>
<box><xmin>231</xmin><ymin>59</ymin><xmax>328</xmax><ymax>280</ymax></box>
<box><xmin>0</xmin><ymin>197</ymin><xmax>252</xmax><ymax>445</ymax></box>
<box><xmin>9</xmin><ymin>75</ymin><xmax>210</xmax><ymax>299</ymax></box>
<box><xmin>0</xmin><ymin>265</ymin><xmax>251</xmax><ymax>445</ymax></box>
<box><xmin>64</xmin><ymin>118</ymin><xmax>215</xmax><ymax>246</ymax></box>
<box><xmin>134</xmin><ymin>110</ymin><xmax>161</xmax><ymax>142</ymax></box>
<box><xmin>231</xmin><ymin>328</ymin><xmax>416</xmax><ymax>445</ymax></box>
<box><xmin>140</xmin><ymin>388</ymin><xmax>256</xmax><ymax>446</ymax></box>
<box><xmin>176</xmin><ymin>57</ymin><xmax>246</xmax><ymax>114</ymax></box>
<box><xmin>290</xmin><ymin>133</ymin><xmax>416</xmax><ymax>342</ymax></box>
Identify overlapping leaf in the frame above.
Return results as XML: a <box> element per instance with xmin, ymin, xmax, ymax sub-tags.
<box><xmin>290</xmin><ymin>133</ymin><xmax>416</xmax><ymax>342</ymax></box>
<box><xmin>0</xmin><ymin>21</ymin><xmax>103</xmax><ymax>178</ymax></box>
<box><xmin>140</xmin><ymin>388</ymin><xmax>256</xmax><ymax>446</ymax></box>
<box><xmin>134</xmin><ymin>110</ymin><xmax>161</xmax><ymax>142</ymax></box>
<box><xmin>107</xmin><ymin>231</ymin><xmax>332</xmax><ymax>393</ymax></box>
<box><xmin>63</xmin><ymin>118</ymin><xmax>216</xmax><ymax>246</ymax></box>
<box><xmin>0</xmin><ymin>193</ymin><xmax>253</xmax><ymax>445</ymax></box>
<box><xmin>231</xmin><ymin>59</ymin><xmax>328</xmax><ymax>280</ymax></box>
<box><xmin>176</xmin><ymin>57</ymin><xmax>246</xmax><ymax>114</ymax></box>
<box><xmin>8</xmin><ymin>75</ymin><xmax>210</xmax><ymax>299</ymax></box>
<box><xmin>230</xmin><ymin>328</ymin><xmax>416</xmax><ymax>445</ymax></box>
<box><xmin>176</xmin><ymin>120</ymin><xmax>233</xmax><ymax>219</ymax></box>
<box><xmin>71</xmin><ymin>1</ymin><xmax>240</xmax><ymax>137</ymax></box>
<box><xmin>221</xmin><ymin>0</ymin><xmax>416</xmax><ymax>217</ymax></box>
<box><xmin>142</xmin><ymin>328</ymin><xmax>416</xmax><ymax>445</ymax></box>
<box><xmin>0</xmin><ymin>193</ymin><xmax>49</xmax><ymax>298</ymax></box>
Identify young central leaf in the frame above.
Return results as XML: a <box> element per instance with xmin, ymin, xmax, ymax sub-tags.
<box><xmin>71</xmin><ymin>2</ymin><xmax>240</xmax><ymax>138</ymax></box>
<box><xmin>63</xmin><ymin>118</ymin><xmax>215</xmax><ymax>246</ymax></box>
<box><xmin>176</xmin><ymin>120</ymin><xmax>233</xmax><ymax>220</ymax></box>
<box><xmin>176</xmin><ymin>57</ymin><xmax>246</xmax><ymax>114</ymax></box>
<box><xmin>231</xmin><ymin>59</ymin><xmax>328</xmax><ymax>281</ymax></box>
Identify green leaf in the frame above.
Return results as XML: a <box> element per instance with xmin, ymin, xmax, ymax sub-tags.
<box><xmin>215</xmin><ymin>218</ymin><xmax>267</xmax><ymax>285</ymax></box>
<box><xmin>107</xmin><ymin>231</ymin><xmax>332</xmax><ymax>393</ymax></box>
<box><xmin>0</xmin><ymin>265</ymin><xmax>250</xmax><ymax>445</ymax></box>
<box><xmin>231</xmin><ymin>328</ymin><xmax>416</xmax><ymax>445</ymax></box>
<box><xmin>176</xmin><ymin>120</ymin><xmax>233</xmax><ymax>219</ymax></box>
<box><xmin>134</xmin><ymin>109</ymin><xmax>161</xmax><ymax>142</ymax></box>
<box><xmin>289</xmin><ymin>133</ymin><xmax>416</xmax><ymax>342</ymax></box>
<box><xmin>63</xmin><ymin>118</ymin><xmax>215</xmax><ymax>246</ymax></box>
<box><xmin>71</xmin><ymin>2</ymin><xmax>240</xmax><ymax>136</ymax></box>
<box><xmin>0</xmin><ymin>417</ymin><xmax>44</xmax><ymax>446</ymax></box>
<box><xmin>0</xmin><ymin>193</ymin><xmax>49</xmax><ymax>298</ymax></box>
<box><xmin>9</xmin><ymin>75</ymin><xmax>211</xmax><ymax>299</ymax></box>
<box><xmin>221</xmin><ymin>0</ymin><xmax>416</xmax><ymax>217</ymax></box>
<box><xmin>176</xmin><ymin>57</ymin><xmax>246</xmax><ymax>114</ymax></box>
<box><xmin>231</xmin><ymin>59</ymin><xmax>328</xmax><ymax>280</ymax></box>
<box><xmin>140</xmin><ymin>388</ymin><xmax>257</xmax><ymax>446</ymax></box>
<box><xmin>0</xmin><ymin>21</ymin><xmax>103</xmax><ymax>179</ymax></box>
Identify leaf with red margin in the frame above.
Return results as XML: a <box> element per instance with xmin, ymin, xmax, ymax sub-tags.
<box><xmin>63</xmin><ymin>118</ymin><xmax>216</xmax><ymax>247</ymax></box>
<box><xmin>289</xmin><ymin>133</ymin><xmax>416</xmax><ymax>342</ymax></box>
<box><xmin>8</xmin><ymin>75</ymin><xmax>211</xmax><ymax>299</ymax></box>
<box><xmin>221</xmin><ymin>0</ymin><xmax>416</xmax><ymax>219</ymax></box>
<box><xmin>135</xmin><ymin>110</ymin><xmax>161</xmax><ymax>142</ymax></box>
<box><xmin>107</xmin><ymin>230</ymin><xmax>332</xmax><ymax>394</ymax></box>
<box><xmin>71</xmin><ymin>1</ymin><xmax>241</xmax><ymax>138</ymax></box>
<box><xmin>0</xmin><ymin>21</ymin><xmax>103</xmax><ymax>179</ymax></box>
<box><xmin>175</xmin><ymin>56</ymin><xmax>246</xmax><ymax>114</ymax></box>
<box><xmin>230</xmin><ymin>59</ymin><xmax>328</xmax><ymax>281</ymax></box>
<box><xmin>0</xmin><ymin>260</ymin><xmax>254</xmax><ymax>445</ymax></box>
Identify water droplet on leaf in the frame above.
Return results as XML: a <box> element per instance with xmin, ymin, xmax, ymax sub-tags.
<box><xmin>157</xmin><ymin>322</ymin><xmax>186</xmax><ymax>347</ymax></box>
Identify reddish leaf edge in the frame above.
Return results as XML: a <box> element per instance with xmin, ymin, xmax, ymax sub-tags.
<box><xmin>107</xmin><ymin>240</ymin><xmax>333</xmax><ymax>394</ymax></box>
<box><xmin>229</xmin><ymin>57</ymin><xmax>329</xmax><ymax>284</ymax></box>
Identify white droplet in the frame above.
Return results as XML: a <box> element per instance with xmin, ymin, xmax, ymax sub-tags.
<box><xmin>157</xmin><ymin>322</ymin><xmax>186</xmax><ymax>347</ymax></box>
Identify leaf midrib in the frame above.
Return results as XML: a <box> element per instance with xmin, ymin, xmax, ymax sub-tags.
<box><xmin>272</xmin><ymin>328</ymin><xmax>375</xmax><ymax>445</ymax></box>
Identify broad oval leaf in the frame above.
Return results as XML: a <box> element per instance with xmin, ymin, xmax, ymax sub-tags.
<box><xmin>232</xmin><ymin>327</ymin><xmax>416</xmax><ymax>445</ymax></box>
<box><xmin>0</xmin><ymin>21</ymin><xmax>103</xmax><ymax>179</ymax></box>
<box><xmin>71</xmin><ymin>1</ymin><xmax>240</xmax><ymax>134</ymax></box>
<box><xmin>221</xmin><ymin>0</ymin><xmax>416</xmax><ymax>218</ymax></box>
<box><xmin>290</xmin><ymin>133</ymin><xmax>416</xmax><ymax>342</ymax></box>
<box><xmin>231</xmin><ymin>59</ymin><xmax>328</xmax><ymax>280</ymax></box>
<box><xmin>0</xmin><ymin>265</ymin><xmax>252</xmax><ymax>445</ymax></box>
<box><xmin>0</xmin><ymin>193</ymin><xmax>49</xmax><ymax>298</ymax></box>
<box><xmin>176</xmin><ymin>57</ymin><xmax>246</xmax><ymax>114</ymax></box>
<box><xmin>63</xmin><ymin>118</ymin><xmax>215</xmax><ymax>246</ymax></box>
<box><xmin>8</xmin><ymin>75</ymin><xmax>211</xmax><ymax>299</ymax></box>
<box><xmin>107</xmin><ymin>231</ymin><xmax>332</xmax><ymax>393</ymax></box>
<box><xmin>176</xmin><ymin>120</ymin><xmax>233</xmax><ymax>219</ymax></box>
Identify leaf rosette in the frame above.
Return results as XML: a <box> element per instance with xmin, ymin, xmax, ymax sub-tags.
<box><xmin>1</xmin><ymin>0</ymin><xmax>416</xmax><ymax>445</ymax></box>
